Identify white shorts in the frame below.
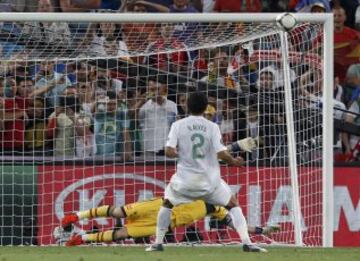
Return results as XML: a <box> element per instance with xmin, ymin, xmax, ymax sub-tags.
<box><xmin>164</xmin><ymin>178</ymin><xmax>232</xmax><ymax>206</ymax></box>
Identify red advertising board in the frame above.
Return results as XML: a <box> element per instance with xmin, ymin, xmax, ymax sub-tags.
<box><xmin>37</xmin><ymin>165</ymin><xmax>359</xmax><ymax>246</ymax></box>
<box><xmin>333</xmin><ymin>167</ymin><xmax>360</xmax><ymax>246</ymax></box>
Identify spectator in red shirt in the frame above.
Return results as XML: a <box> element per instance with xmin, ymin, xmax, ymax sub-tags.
<box><xmin>334</xmin><ymin>6</ymin><xmax>360</xmax><ymax>44</ymax></box>
<box><xmin>333</xmin><ymin>6</ymin><xmax>360</xmax><ymax>81</ymax></box>
<box><xmin>15</xmin><ymin>77</ymin><xmax>34</xmax><ymax>111</ymax></box>
<box><xmin>143</xmin><ymin>23</ymin><xmax>191</xmax><ymax>74</ymax></box>
<box><xmin>214</xmin><ymin>0</ymin><xmax>262</xmax><ymax>12</ymax></box>
<box><xmin>0</xmin><ymin>78</ymin><xmax>27</xmax><ymax>154</ymax></box>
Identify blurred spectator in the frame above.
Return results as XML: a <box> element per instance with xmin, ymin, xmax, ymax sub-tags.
<box><xmin>255</xmin><ymin>66</ymin><xmax>276</xmax><ymax>91</ymax></box>
<box><xmin>69</xmin><ymin>61</ymin><xmax>97</xmax><ymax>84</ymax></box>
<box><xmin>343</xmin><ymin>95</ymin><xmax>360</xmax><ymax>161</ymax></box>
<box><xmin>21</xmin><ymin>0</ymin><xmax>71</xmax><ymax>47</ymax></box>
<box><xmin>127</xmin><ymin>0</ymin><xmax>202</xmax><ymax>11</ymax></box>
<box><xmin>204</xmin><ymin>104</ymin><xmax>216</xmax><ymax>121</ymax></box>
<box><xmin>299</xmin><ymin>68</ymin><xmax>323</xmax><ymax>106</ymax></box>
<box><xmin>288</xmin><ymin>0</ymin><xmax>299</xmax><ymax>10</ymax></box>
<box><xmin>0</xmin><ymin>77</ymin><xmax>27</xmax><ymax>154</ymax></box>
<box><xmin>24</xmin><ymin>98</ymin><xmax>48</xmax><ymax>153</ymax></box>
<box><xmin>100</xmin><ymin>0</ymin><xmax>122</xmax><ymax>10</ymax></box>
<box><xmin>333</xmin><ymin>77</ymin><xmax>348</xmax><ymax>156</ymax></box>
<box><xmin>334</xmin><ymin>76</ymin><xmax>344</xmax><ymax>103</ymax></box>
<box><xmin>146</xmin><ymin>0</ymin><xmax>172</xmax><ymax>6</ymax></box>
<box><xmin>58</xmin><ymin>0</ymin><xmax>102</xmax><ymax>12</ymax></box>
<box><xmin>0</xmin><ymin>0</ymin><xmax>38</xmax><ymax>12</ymax></box>
<box><xmin>201</xmin><ymin>49</ymin><xmax>241</xmax><ymax>92</ymax></box>
<box><xmin>143</xmin><ymin>23</ymin><xmax>191</xmax><ymax>74</ymax></box>
<box><xmin>167</xmin><ymin>0</ymin><xmax>200</xmax><ymax>42</ymax></box>
<box><xmin>86</xmin><ymin>22</ymin><xmax>129</xmax><ymax>57</ymax></box>
<box><xmin>126</xmin><ymin>0</ymin><xmax>169</xmax><ymax>12</ymax></box>
<box><xmin>254</xmin><ymin>66</ymin><xmax>287</xmax><ymax>163</ymax></box>
<box><xmin>169</xmin><ymin>0</ymin><xmax>198</xmax><ymax>12</ymax></box>
<box><xmin>295</xmin><ymin>0</ymin><xmax>331</xmax><ymax>12</ymax></box>
<box><xmin>356</xmin><ymin>4</ymin><xmax>360</xmax><ymax>31</ymax></box>
<box><xmin>333</xmin><ymin>6</ymin><xmax>360</xmax><ymax>81</ymax></box>
<box><xmin>259</xmin><ymin>63</ymin><xmax>296</xmax><ymax>90</ymax></box>
<box><xmin>94</xmin><ymin>91</ymin><xmax>132</xmax><ymax>160</ymax></box>
<box><xmin>262</xmin><ymin>0</ymin><xmax>290</xmax><ymax>12</ymax></box>
<box><xmin>213</xmin><ymin>0</ymin><xmax>262</xmax><ymax>12</ymax></box>
<box><xmin>3</xmin><ymin>76</ymin><xmax>17</xmax><ymax>98</ymax></box>
<box><xmin>127</xmin><ymin>87</ymin><xmax>147</xmax><ymax>156</ymax></box>
<box><xmin>94</xmin><ymin>75</ymin><xmax>111</xmax><ymax>98</ymax></box>
<box><xmin>310</xmin><ymin>2</ymin><xmax>327</xmax><ymax>12</ymax></box>
<box><xmin>0</xmin><ymin>27</ymin><xmax>26</xmax><ymax>58</ymax></box>
<box><xmin>333</xmin><ymin>0</ymin><xmax>359</xmax><ymax>28</ymax></box>
<box><xmin>47</xmin><ymin>88</ymin><xmax>79</xmax><ymax>157</ymax></box>
<box><xmin>176</xmin><ymin>93</ymin><xmax>187</xmax><ymax>119</ymax></box>
<box><xmin>190</xmin><ymin>0</ymin><xmax>203</xmax><ymax>11</ymax></box>
<box><xmin>75</xmin><ymin>114</ymin><xmax>96</xmax><ymax>157</ymax></box>
<box><xmin>191</xmin><ymin>48</ymin><xmax>209</xmax><ymax>80</ymax></box>
<box><xmin>16</xmin><ymin>74</ymin><xmax>63</xmax><ymax>106</ymax></box>
<box><xmin>202</xmin><ymin>0</ymin><xmax>215</xmax><ymax>12</ymax></box>
<box><xmin>15</xmin><ymin>76</ymin><xmax>33</xmax><ymax>111</ymax></box>
<box><xmin>122</xmin><ymin>24</ymin><xmax>157</xmax><ymax>54</ymax></box>
<box><xmin>342</xmin><ymin>64</ymin><xmax>360</xmax><ymax>107</ymax></box>
<box><xmin>218</xmin><ymin>99</ymin><xmax>235</xmax><ymax>145</ymax></box>
<box><xmin>139</xmin><ymin>79</ymin><xmax>177</xmax><ymax>156</ymax></box>
<box><xmin>77</xmin><ymin>81</ymin><xmax>96</xmax><ymax>116</ymax></box>
<box><xmin>0</xmin><ymin>52</ymin><xmax>26</xmax><ymax>76</ymax></box>
<box><xmin>34</xmin><ymin>61</ymin><xmax>72</xmax><ymax>110</ymax></box>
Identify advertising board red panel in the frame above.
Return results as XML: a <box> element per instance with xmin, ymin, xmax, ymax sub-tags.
<box><xmin>37</xmin><ymin>165</ymin><xmax>359</xmax><ymax>246</ymax></box>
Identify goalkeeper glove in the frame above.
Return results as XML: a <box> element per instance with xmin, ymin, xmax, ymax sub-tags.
<box><xmin>228</xmin><ymin>137</ymin><xmax>257</xmax><ymax>153</ymax></box>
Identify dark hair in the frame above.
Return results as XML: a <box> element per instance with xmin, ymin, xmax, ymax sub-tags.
<box><xmin>16</xmin><ymin>76</ymin><xmax>33</xmax><ymax>85</ymax></box>
<box><xmin>187</xmin><ymin>91</ymin><xmax>208</xmax><ymax>115</ymax></box>
<box><xmin>96</xmin><ymin>23</ymin><xmax>123</xmax><ymax>41</ymax></box>
<box><xmin>106</xmin><ymin>91</ymin><xmax>117</xmax><ymax>100</ymax></box>
<box><xmin>59</xmin><ymin>96</ymin><xmax>79</xmax><ymax>113</ymax></box>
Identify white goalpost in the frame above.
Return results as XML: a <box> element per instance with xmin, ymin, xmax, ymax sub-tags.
<box><xmin>0</xmin><ymin>12</ymin><xmax>333</xmax><ymax>247</ymax></box>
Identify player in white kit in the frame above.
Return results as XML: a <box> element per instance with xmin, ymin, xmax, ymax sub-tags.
<box><xmin>146</xmin><ymin>92</ymin><xmax>267</xmax><ymax>253</ymax></box>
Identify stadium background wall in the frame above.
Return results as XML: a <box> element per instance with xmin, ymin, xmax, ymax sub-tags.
<box><xmin>0</xmin><ymin>163</ymin><xmax>359</xmax><ymax>246</ymax></box>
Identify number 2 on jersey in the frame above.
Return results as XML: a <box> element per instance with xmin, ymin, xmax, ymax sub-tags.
<box><xmin>191</xmin><ymin>133</ymin><xmax>205</xmax><ymax>159</ymax></box>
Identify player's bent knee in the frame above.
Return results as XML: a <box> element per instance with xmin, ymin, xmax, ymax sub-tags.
<box><xmin>162</xmin><ymin>199</ymin><xmax>174</xmax><ymax>209</ymax></box>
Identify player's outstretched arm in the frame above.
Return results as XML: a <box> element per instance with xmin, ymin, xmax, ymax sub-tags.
<box><xmin>217</xmin><ymin>149</ymin><xmax>244</xmax><ymax>166</ymax></box>
<box><xmin>227</xmin><ymin>137</ymin><xmax>257</xmax><ymax>153</ymax></box>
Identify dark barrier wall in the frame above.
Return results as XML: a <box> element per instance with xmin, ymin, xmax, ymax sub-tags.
<box><xmin>0</xmin><ymin>166</ymin><xmax>37</xmax><ymax>245</ymax></box>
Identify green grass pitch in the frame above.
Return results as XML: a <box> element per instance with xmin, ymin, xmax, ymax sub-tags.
<box><xmin>0</xmin><ymin>246</ymin><xmax>359</xmax><ymax>261</ymax></box>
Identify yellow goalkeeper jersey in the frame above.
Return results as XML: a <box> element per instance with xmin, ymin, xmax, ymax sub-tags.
<box><xmin>122</xmin><ymin>198</ymin><xmax>227</xmax><ymax>238</ymax></box>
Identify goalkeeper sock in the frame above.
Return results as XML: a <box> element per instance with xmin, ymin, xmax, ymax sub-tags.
<box><xmin>229</xmin><ymin>207</ymin><xmax>252</xmax><ymax>245</ymax></box>
<box><xmin>155</xmin><ymin>206</ymin><xmax>172</xmax><ymax>244</ymax></box>
<box><xmin>77</xmin><ymin>205</ymin><xmax>112</xmax><ymax>220</ymax></box>
<box><xmin>82</xmin><ymin>230</ymin><xmax>114</xmax><ymax>243</ymax></box>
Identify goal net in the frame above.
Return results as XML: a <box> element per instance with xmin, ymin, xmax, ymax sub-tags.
<box><xmin>0</xmin><ymin>13</ymin><xmax>333</xmax><ymax>247</ymax></box>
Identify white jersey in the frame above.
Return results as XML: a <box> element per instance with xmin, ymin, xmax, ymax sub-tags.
<box><xmin>166</xmin><ymin>115</ymin><xmax>227</xmax><ymax>196</ymax></box>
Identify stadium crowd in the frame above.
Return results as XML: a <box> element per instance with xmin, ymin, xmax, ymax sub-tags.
<box><xmin>0</xmin><ymin>0</ymin><xmax>359</xmax><ymax>163</ymax></box>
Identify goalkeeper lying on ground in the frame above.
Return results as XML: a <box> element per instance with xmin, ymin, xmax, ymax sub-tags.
<box><xmin>58</xmin><ymin>137</ymin><xmax>277</xmax><ymax>246</ymax></box>
<box><xmin>60</xmin><ymin>198</ymin><xmax>279</xmax><ymax>246</ymax></box>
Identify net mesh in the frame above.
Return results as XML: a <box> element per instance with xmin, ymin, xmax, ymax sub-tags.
<box><xmin>0</xmin><ymin>18</ymin><xmax>325</xmax><ymax>246</ymax></box>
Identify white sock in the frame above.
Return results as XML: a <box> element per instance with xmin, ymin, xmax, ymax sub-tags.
<box><xmin>229</xmin><ymin>207</ymin><xmax>252</xmax><ymax>245</ymax></box>
<box><xmin>155</xmin><ymin>206</ymin><xmax>172</xmax><ymax>244</ymax></box>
